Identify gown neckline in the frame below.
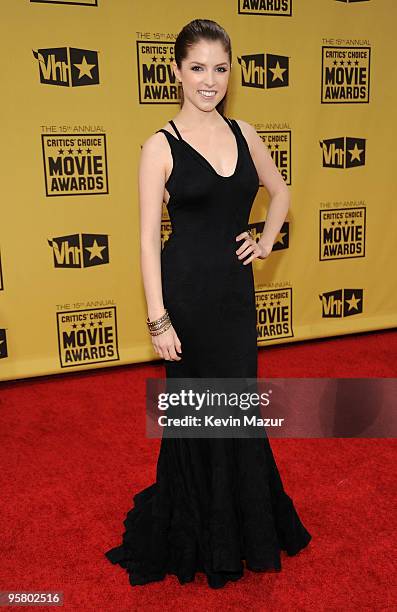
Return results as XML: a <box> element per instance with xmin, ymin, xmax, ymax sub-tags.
<box><xmin>163</xmin><ymin>116</ymin><xmax>241</xmax><ymax>180</ymax></box>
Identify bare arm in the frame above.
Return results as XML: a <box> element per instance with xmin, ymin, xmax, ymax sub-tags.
<box><xmin>138</xmin><ymin>132</ymin><xmax>182</xmax><ymax>360</ymax></box>
<box><xmin>236</xmin><ymin>120</ymin><xmax>290</xmax><ymax>250</ymax></box>
<box><xmin>138</xmin><ymin>134</ymin><xmax>167</xmax><ymax>320</ymax></box>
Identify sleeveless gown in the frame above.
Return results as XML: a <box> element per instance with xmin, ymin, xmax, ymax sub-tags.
<box><xmin>104</xmin><ymin>115</ymin><xmax>312</xmax><ymax>589</ymax></box>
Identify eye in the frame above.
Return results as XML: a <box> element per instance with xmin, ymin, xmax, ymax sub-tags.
<box><xmin>191</xmin><ymin>66</ymin><xmax>228</xmax><ymax>72</ymax></box>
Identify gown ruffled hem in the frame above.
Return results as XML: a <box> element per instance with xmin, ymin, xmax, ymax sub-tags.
<box><xmin>105</xmin><ymin>466</ymin><xmax>312</xmax><ymax>590</ymax></box>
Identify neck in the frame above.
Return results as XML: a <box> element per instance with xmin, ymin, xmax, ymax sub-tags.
<box><xmin>173</xmin><ymin>104</ymin><xmax>223</xmax><ymax>131</ymax></box>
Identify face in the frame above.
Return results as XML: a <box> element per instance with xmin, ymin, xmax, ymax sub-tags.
<box><xmin>173</xmin><ymin>39</ymin><xmax>231</xmax><ymax>111</ymax></box>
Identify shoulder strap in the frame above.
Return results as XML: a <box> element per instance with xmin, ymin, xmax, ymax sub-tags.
<box><xmin>160</xmin><ymin>117</ymin><xmax>234</xmax><ymax>138</ymax></box>
<box><xmin>168</xmin><ymin>120</ymin><xmax>183</xmax><ymax>140</ymax></box>
<box><xmin>228</xmin><ymin>118</ymin><xmax>244</xmax><ymax>140</ymax></box>
<box><xmin>223</xmin><ymin>116</ymin><xmax>241</xmax><ymax>141</ymax></box>
<box><xmin>228</xmin><ymin>118</ymin><xmax>252</xmax><ymax>157</ymax></box>
<box><xmin>156</xmin><ymin>128</ymin><xmax>178</xmax><ymax>143</ymax></box>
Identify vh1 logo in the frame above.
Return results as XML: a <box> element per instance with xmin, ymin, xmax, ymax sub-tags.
<box><xmin>320</xmin><ymin>136</ymin><xmax>366</xmax><ymax>168</ymax></box>
<box><xmin>237</xmin><ymin>52</ymin><xmax>289</xmax><ymax>89</ymax></box>
<box><xmin>32</xmin><ymin>47</ymin><xmax>99</xmax><ymax>86</ymax></box>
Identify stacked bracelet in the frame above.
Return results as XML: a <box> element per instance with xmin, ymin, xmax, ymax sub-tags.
<box><xmin>146</xmin><ymin>309</ymin><xmax>172</xmax><ymax>336</ymax></box>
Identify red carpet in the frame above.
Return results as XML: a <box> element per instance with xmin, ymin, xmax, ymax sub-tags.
<box><xmin>0</xmin><ymin>329</ymin><xmax>396</xmax><ymax>611</ymax></box>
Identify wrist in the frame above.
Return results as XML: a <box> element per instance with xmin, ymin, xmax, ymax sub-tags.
<box><xmin>147</xmin><ymin>306</ymin><xmax>166</xmax><ymax>321</ymax></box>
<box><xmin>258</xmin><ymin>236</ymin><xmax>274</xmax><ymax>250</ymax></box>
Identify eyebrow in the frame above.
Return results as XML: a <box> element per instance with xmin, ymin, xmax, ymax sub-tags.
<box><xmin>188</xmin><ymin>61</ymin><xmax>229</xmax><ymax>66</ymax></box>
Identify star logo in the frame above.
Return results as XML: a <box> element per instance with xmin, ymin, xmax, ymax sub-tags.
<box><xmin>85</xmin><ymin>239</ymin><xmax>107</xmax><ymax>261</ymax></box>
<box><xmin>269</xmin><ymin>60</ymin><xmax>287</xmax><ymax>83</ymax></box>
<box><xmin>73</xmin><ymin>55</ymin><xmax>96</xmax><ymax>79</ymax></box>
<box><xmin>348</xmin><ymin>142</ymin><xmax>364</xmax><ymax>162</ymax></box>
<box><xmin>345</xmin><ymin>292</ymin><xmax>361</xmax><ymax>311</ymax></box>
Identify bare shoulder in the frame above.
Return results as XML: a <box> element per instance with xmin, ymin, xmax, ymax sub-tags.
<box><xmin>234</xmin><ymin>118</ymin><xmax>288</xmax><ymax>195</ymax></box>
<box><xmin>139</xmin><ymin>128</ymin><xmax>173</xmax><ymax>189</ymax></box>
<box><xmin>234</xmin><ymin>118</ymin><xmax>258</xmax><ymax>140</ymax></box>
<box><xmin>141</xmin><ymin>129</ymin><xmax>168</xmax><ymax>155</ymax></box>
<box><xmin>139</xmin><ymin>129</ymin><xmax>172</xmax><ymax>175</ymax></box>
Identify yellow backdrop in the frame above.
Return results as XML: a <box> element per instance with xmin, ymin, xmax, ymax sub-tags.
<box><xmin>1</xmin><ymin>0</ymin><xmax>396</xmax><ymax>380</ymax></box>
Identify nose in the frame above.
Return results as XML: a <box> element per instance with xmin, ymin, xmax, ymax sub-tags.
<box><xmin>203</xmin><ymin>71</ymin><xmax>216</xmax><ymax>88</ymax></box>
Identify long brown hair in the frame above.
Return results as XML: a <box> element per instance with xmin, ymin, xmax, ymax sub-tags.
<box><xmin>174</xmin><ymin>19</ymin><xmax>232</xmax><ymax>116</ymax></box>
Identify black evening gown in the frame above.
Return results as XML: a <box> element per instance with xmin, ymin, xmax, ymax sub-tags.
<box><xmin>105</xmin><ymin>116</ymin><xmax>312</xmax><ymax>589</ymax></box>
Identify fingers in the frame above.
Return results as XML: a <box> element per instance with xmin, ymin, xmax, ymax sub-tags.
<box><xmin>169</xmin><ymin>348</ymin><xmax>182</xmax><ymax>361</ymax></box>
<box><xmin>235</xmin><ymin>230</ymin><xmax>266</xmax><ymax>265</ymax></box>
<box><xmin>242</xmin><ymin>251</ymin><xmax>257</xmax><ymax>265</ymax></box>
<box><xmin>163</xmin><ymin>340</ymin><xmax>181</xmax><ymax>361</ymax></box>
<box><xmin>155</xmin><ymin>346</ymin><xmax>181</xmax><ymax>361</ymax></box>
<box><xmin>172</xmin><ymin>331</ymin><xmax>182</xmax><ymax>360</ymax></box>
<box><xmin>235</xmin><ymin>231</ymin><xmax>252</xmax><ymax>242</ymax></box>
<box><xmin>237</xmin><ymin>243</ymin><xmax>260</xmax><ymax>263</ymax></box>
<box><xmin>165</xmin><ymin>347</ymin><xmax>182</xmax><ymax>360</ymax></box>
<box><xmin>235</xmin><ymin>239</ymin><xmax>251</xmax><ymax>257</ymax></box>
<box><xmin>152</xmin><ymin>340</ymin><xmax>182</xmax><ymax>361</ymax></box>
<box><xmin>237</xmin><ymin>244</ymin><xmax>254</xmax><ymax>260</ymax></box>
<box><xmin>235</xmin><ymin>232</ymin><xmax>250</xmax><ymax>248</ymax></box>
<box><xmin>162</xmin><ymin>346</ymin><xmax>172</xmax><ymax>361</ymax></box>
<box><xmin>235</xmin><ymin>231</ymin><xmax>255</xmax><ymax>254</ymax></box>
<box><xmin>151</xmin><ymin>325</ymin><xmax>183</xmax><ymax>361</ymax></box>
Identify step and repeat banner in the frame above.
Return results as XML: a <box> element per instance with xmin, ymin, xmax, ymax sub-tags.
<box><xmin>1</xmin><ymin>0</ymin><xmax>396</xmax><ymax>380</ymax></box>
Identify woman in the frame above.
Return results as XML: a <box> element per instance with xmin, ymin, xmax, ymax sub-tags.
<box><xmin>105</xmin><ymin>18</ymin><xmax>312</xmax><ymax>589</ymax></box>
